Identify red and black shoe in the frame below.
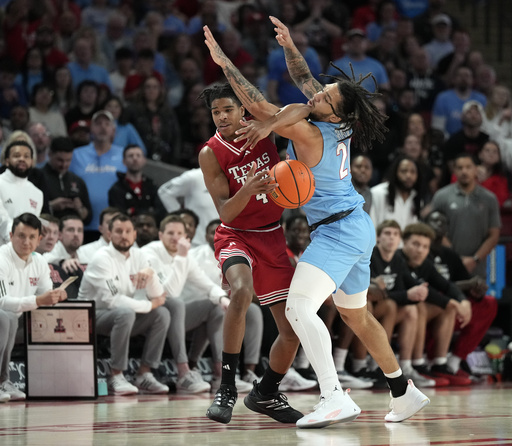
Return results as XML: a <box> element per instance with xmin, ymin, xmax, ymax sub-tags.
<box><xmin>430</xmin><ymin>364</ymin><xmax>472</xmax><ymax>386</ymax></box>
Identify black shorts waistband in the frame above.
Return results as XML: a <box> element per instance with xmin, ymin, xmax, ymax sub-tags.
<box><xmin>309</xmin><ymin>208</ymin><xmax>356</xmax><ymax>233</ymax></box>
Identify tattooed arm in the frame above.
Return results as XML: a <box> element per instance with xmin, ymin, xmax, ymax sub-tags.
<box><xmin>203</xmin><ymin>26</ymin><xmax>279</xmax><ymax>121</ymax></box>
<box><xmin>270</xmin><ymin>16</ymin><xmax>323</xmax><ymax>99</ymax></box>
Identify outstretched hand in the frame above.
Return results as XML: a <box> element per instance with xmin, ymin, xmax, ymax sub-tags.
<box><xmin>234</xmin><ymin>120</ymin><xmax>273</xmax><ymax>152</ymax></box>
<box><xmin>270</xmin><ymin>16</ymin><xmax>295</xmax><ymax>49</ymax></box>
<box><xmin>204</xmin><ymin>25</ymin><xmax>227</xmax><ymax>67</ymax></box>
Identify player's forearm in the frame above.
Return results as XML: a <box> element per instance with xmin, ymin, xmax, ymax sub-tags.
<box><xmin>267</xmin><ymin>104</ymin><xmax>312</xmax><ymax>133</ymax></box>
<box><xmin>283</xmin><ymin>47</ymin><xmax>323</xmax><ymax>99</ymax></box>
<box><xmin>220</xmin><ymin>61</ymin><xmax>278</xmax><ymax>120</ymax></box>
<box><xmin>217</xmin><ymin>189</ymin><xmax>252</xmax><ymax>224</ymax></box>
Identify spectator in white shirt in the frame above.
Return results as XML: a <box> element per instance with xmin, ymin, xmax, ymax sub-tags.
<box><xmin>0</xmin><ymin>140</ymin><xmax>44</xmax><ymax>245</ymax></box>
<box><xmin>157</xmin><ymin>168</ymin><xmax>218</xmax><ymax>247</ymax></box>
<box><xmin>0</xmin><ymin>213</ymin><xmax>67</xmax><ymax>403</ymax></box>
<box><xmin>78</xmin><ymin>213</ymin><xmax>170</xmax><ymax>396</ymax></box>
<box><xmin>77</xmin><ymin>207</ymin><xmax>121</xmax><ymax>264</ymax></box>
<box><xmin>141</xmin><ymin>215</ymin><xmax>237</xmax><ymax>393</ymax></box>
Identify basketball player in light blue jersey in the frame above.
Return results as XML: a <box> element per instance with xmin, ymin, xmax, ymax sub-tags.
<box><xmin>204</xmin><ymin>16</ymin><xmax>430</xmax><ymax>429</ymax></box>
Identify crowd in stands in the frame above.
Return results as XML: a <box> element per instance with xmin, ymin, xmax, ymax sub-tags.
<box><xmin>0</xmin><ymin>0</ymin><xmax>510</xmax><ymax>401</ymax></box>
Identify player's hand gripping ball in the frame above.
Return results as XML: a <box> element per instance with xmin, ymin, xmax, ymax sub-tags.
<box><xmin>269</xmin><ymin>160</ymin><xmax>315</xmax><ymax>209</ymax></box>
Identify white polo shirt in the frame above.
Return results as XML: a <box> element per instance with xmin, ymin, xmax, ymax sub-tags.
<box><xmin>0</xmin><ymin>243</ymin><xmax>52</xmax><ymax>316</ymax></box>
<box><xmin>141</xmin><ymin>240</ymin><xmax>226</xmax><ymax>304</ymax></box>
<box><xmin>78</xmin><ymin>243</ymin><xmax>163</xmax><ymax>313</ymax></box>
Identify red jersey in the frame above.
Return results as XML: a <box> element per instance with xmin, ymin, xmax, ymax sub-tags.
<box><xmin>207</xmin><ymin>130</ymin><xmax>283</xmax><ymax>230</ymax></box>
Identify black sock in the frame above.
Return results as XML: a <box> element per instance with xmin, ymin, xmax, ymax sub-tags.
<box><xmin>386</xmin><ymin>374</ymin><xmax>409</xmax><ymax>398</ymax></box>
<box><xmin>221</xmin><ymin>352</ymin><xmax>239</xmax><ymax>387</ymax></box>
<box><xmin>258</xmin><ymin>366</ymin><xmax>286</xmax><ymax>395</ymax></box>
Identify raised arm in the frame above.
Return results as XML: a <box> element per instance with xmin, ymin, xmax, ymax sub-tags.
<box><xmin>270</xmin><ymin>16</ymin><xmax>324</xmax><ymax>99</ymax></box>
<box><xmin>204</xmin><ymin>26</ymin><xmax>278</xmax><ymax>121</ymax></box>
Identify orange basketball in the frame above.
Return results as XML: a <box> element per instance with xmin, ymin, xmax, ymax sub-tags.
<box><xmin>269</xmin><ymin>160</ymin><xmax>315</xmax><ymax>209</ymax></box>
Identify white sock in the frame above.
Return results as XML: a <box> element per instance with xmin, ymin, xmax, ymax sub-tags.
<box><xmin>399</xmin><ymin>359</ymin><xmax>413</xmax><ymax>374</ymax></box>
<box><xmin>333</xmin><ymin>348</ymin><xmax>348</xmax><ymax>372</ymax></box>
<box><xmin>447</xmin><ymin>355</ymin><xmax>461</xmax><ymax>373</ymax></box>
<box><xmin>352</xmin><ymin>358</ymin><xmax>367</xmax><ymax>373</ymax></box>
<box><xmin>432</xmin><ymin>357</ymin><xmax>447</xmax><ymax>366</ymax></box>
<box><xmin>368</xmin><ymin>357</ymin><xmax>378</xmax><ymax>371</ymax></box>
<box><xmin>412</xmin><ymin>358</ymin><xmax>425</xmax><ymax>367</ymax></box>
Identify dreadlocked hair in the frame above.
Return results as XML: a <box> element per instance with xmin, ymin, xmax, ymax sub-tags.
<box><xmin>199</xmin><ymin>82</ymin><xmax>242</xmax><ymax>109</ymax></box>
<box><xmin>321</xmin><ymin>62</ymin><xmax>388</xmax><ymax>151</ymax></box>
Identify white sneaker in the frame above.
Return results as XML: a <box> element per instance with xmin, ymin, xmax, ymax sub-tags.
<box><xmin>133</xmin><ymin>372</ymin><xmax>169</xmax><ymax>394</ymax></box>
<box><xmin>297</xmin><ymin>387</ymin><xmax>361</xmax><ymax>428</ymax></box>
<box><xmin>1</xmin><ymin>380</ymin><xmax>25</xmax><ymax>401</ymax></box>
<box><xmin>176</xmin><ymin>370</ymin><xmax>210</xmax><ymax>394</ymax></box>
<box><xmin>0</xmin><ymin>390</ymin><xmax>10</xmax><ymax>403</ymax></box>
<box><xmin>241</xmin><ymin>369</ymin><xmax>260</xmax><ymax>384</ymax></box>
<box><xmin>406</xmin><ymin>368</ymin><xmax>436</xmax><ymax>388</ymax></box>
<box><xmin>210</xmin><ymin>376</ymin><xmax>253</xmax><ymax>393</ymax></box>
<box><xmin>385</xmin><ymin>379</ymin><xmax>430</xmax><ymax>422</ymax></box>
<box><xmin>337</xmin><ymin>370</ymin><xmax>373</xmax><ymax>389</ymax></box>
<box><xmin>107</xmin><ymin>374</ymin><xmax>139</xmax><ymax>396</ymax></box>
<box><xmin>280</xmin><ymin>367</ymin><xmax>317</xmax><ymax>392</ymax></box>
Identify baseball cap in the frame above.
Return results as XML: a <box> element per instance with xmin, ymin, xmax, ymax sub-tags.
<box><xmin>431</xmin><ymin>14</ymin><xmax>452</xmax><ymax>26</ymax></box>
<box><xmin>347</xmin><ymin>28</ymin><xmax>366</xmax><ymax>39</ymax></box>
<box><xmin>68</xmin><ymin>119</ymin><xmax>90</xmax><ymax>133</ymax></box>
<box><xmin>462</xmin><ymin>100</ymin><xmax>484</xmax><ymax>116</ymax></box>
<box><xmin>91</xmin><ymin>110</ymin><xmax>115</xmax><ymax>123</ymax></box>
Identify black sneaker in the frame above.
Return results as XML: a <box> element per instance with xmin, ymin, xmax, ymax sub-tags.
<box><xmin>243</xmin><ymin>380</ymin><xmax>303</xmax><ymax>423</ymax></box>
<box><xmin>353</xmin><ymin>368</ymin><xmax>388</xmax><ymax>389</ymax></box>
<box><xmin>206</xmin><ymin>384</ymin><xmax>237</xmax><ymax>424</ymax></box>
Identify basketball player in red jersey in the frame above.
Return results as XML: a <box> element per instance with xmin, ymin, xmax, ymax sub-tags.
<box><xmin>199</xmin><ymin>83</ymin><xmax>303</xmax><ymax>425</ymax></box>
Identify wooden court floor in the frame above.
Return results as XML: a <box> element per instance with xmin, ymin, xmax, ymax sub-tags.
<box><xmin>1</xmin><ymin>383</ymin><xmax>512</xmax><ymax>446</ymax></box>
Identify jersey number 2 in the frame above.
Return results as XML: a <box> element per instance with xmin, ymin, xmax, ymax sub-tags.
<box><xmin>336</xmin><ymin>142</ymin><xmax>349</xmax><ymax>180</ymax></box>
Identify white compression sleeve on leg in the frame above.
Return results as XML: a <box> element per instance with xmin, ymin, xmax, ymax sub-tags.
<box><xmin>286</xmin><ymin>262</ymin><xmax>341</xmax><ymax>396</ymax></box>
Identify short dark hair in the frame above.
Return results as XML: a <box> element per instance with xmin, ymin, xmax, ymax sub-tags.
<box><xmin>200</xmin><ymin>82</ymin><xmax>243</xmax><ymax>109</ymax></box>
<box><xmin>115</xmin><ymin>46</ymin><xmax>134</xmax><ymax>60</ymax></box>
<box><xmin>12</xmin><ymin>213</ymin><xmax>42</xmax><ymax>234</ymax></box>
<box><xmin>206</xmin><ymin>218</ymin><xmax>222</xmax><ymax>234</ymax></box>
<box><xmin>169</xmin><ymin>208</ymin><xmax>199</xmax><ymax>227</ymax></box>
<box><xmin>40</xmin><ymin>213</ymin><xmax>60</xmax><ymax>226</ymax></box>
<box><xmin>3</xmin><ymin>140</ymin><xmax>34</xmax><ymax>159</ymax></box>
<box><xmin>137</xmin><ymin>48</ymin><xmax>155</xmax><ymax>60</ymax></box>
<box><xmin>284</xmin><ymin>214</ymin><xmax>308</xmax><ymax>232</ymax></box>
<box><xmin>123</xmin><ymin>144</ymin><xmax>144</xmax><ymax>157</ymax></box>
<box><xmin>402</xmin><ymin>223</ymin><xmax>435</xmax><ymax>242</ymax></box>
<box><xmin>159</xmin><ymin>214</ymin><xmax>185</xmax><ymax>232</ymax></box>
<box><xmin>100</xmin><ymin>207</ymin><xmax>121</xmax><ymax>225</ymax></box>
<box><xmin>108</xmin><ymin>213</ymin><xmax>132</xmax><ymax>231</ymax></box>
<box><xmin>77</xmin><ymin>80</ymin><xmax>99</xmax><ymax>97</ymax></box>
<box><xmin>454</xmin><ymin>152</ymin><xmax>476</xmax><ymax>165</ymax></box>
<box><xmin>59</xmin><ymin>214</ymin><xmax>83</xmax><ymax>232</ymax></box>
<box><xmin>376</xmin><ymin>219</ymin><xmax>401</xmax><ymax>236</ymax></box>
<box><xmin>50</xmin><ymin>136</ymin><xmax>74</xmax><ymax>153</ymax></box>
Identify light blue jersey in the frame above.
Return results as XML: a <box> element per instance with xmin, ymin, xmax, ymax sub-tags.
<box><xmin>287</xmin><ymin>121</ymin><xmax>364</xmax><ymax>226</ymax></box>
<box><xmin>287</xmin><ymin>120</ymin><xmax>373</xmax><ymax>294</ymax></box>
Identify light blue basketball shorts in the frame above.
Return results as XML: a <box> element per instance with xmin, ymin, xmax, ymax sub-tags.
<box><xmin>299</xmin><ymin>206</ymin><xmax>376</xmax><ymax>295</ymax></box>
